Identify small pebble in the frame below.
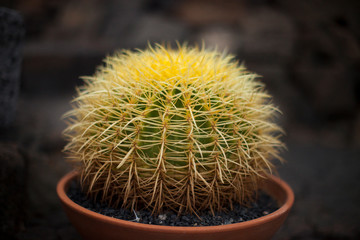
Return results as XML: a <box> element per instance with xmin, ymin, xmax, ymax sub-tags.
<box><xmin>224</xmin><ymin>218</ymin><xmax>234</xmax><ymax>225</ymax></box>
<box><xmin>181</xmin><ymin>216</ymin><xmax>190</xmax><ymax>222</ymax></box>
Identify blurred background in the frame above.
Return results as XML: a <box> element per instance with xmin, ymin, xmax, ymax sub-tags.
<box><xmin>0</xmin><ymin>0</ymin><xmax>359</xmax><ymax>239</ymax></box>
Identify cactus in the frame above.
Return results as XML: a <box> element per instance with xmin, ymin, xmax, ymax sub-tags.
<box><xmin>63</xmin><ymin>44</ymin><xmax>283</xmax><ymax>215</ymax></box>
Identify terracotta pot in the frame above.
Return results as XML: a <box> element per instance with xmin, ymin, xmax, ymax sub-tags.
<box><xmin>57</xmin><ymin>171</ymin><xmax>294</xmax><ymax>240</ymax></box>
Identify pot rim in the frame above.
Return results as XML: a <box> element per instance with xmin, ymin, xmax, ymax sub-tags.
<box><xmin>57</xmin><ymin>171</ymin><xmax>294</xmax><ymax>234</ymax></box>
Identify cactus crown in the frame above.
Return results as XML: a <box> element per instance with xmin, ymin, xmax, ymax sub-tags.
<box><xmin>63</xmin><ymin>44</ymin><xmax>283</xmax><ymax>215</ymax></box>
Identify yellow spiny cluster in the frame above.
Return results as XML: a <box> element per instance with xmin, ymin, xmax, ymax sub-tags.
<box><xmin>63</xmin><ymin>43</ymin><xmax>284</xmax><ymax>215</ymax></box>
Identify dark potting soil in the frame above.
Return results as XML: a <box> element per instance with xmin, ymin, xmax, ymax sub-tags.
<box><xmin>67</xmin><ymin>181</ymin><xmax>279</xmax><ymax>227</ymax></box>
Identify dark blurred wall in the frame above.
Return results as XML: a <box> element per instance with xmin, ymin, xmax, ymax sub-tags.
<box><xmin>1</xmin><ymin>1</ymin><xmax>359</xmax><ymax>239</ymax></box>
<box><xmin>3</xmin><ymin>0</ymin><xmax>360</xmax><ymax>147</ymax></box>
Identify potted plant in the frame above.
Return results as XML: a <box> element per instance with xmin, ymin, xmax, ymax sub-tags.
<box><xmin>57</xmin><ymin>44</ymin><xmax>294</xmax><ymax>240</ymax></box>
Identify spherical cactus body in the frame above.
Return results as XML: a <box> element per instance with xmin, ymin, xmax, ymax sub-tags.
<box><xmin>63</xmin><ymin>44</ymin><xmax>283</xmax><ymax>215</ymax></box>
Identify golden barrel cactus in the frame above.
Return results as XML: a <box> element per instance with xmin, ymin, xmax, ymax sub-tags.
<box><xmin>63</xmin><ymin>44</ymin><xmax>283</xmax><ymax>215</ymax></box>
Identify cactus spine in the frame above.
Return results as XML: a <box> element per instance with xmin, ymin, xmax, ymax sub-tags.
<box><xmin>63</xmin><ymin>44</ymin><xmax>283</xmax><ymax>215</ymax></box>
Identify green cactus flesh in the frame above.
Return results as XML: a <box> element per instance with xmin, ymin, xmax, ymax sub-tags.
<box><xmin>63</xmin><ymin>44</ymin><xmax>284</xmax><ymax>215</ymax></box>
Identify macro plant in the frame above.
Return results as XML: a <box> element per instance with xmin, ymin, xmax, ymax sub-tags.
<box><xmin>63</xmin><ymin>44</ymin><xmax>284</xmax><ymax>215</ymax></box>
